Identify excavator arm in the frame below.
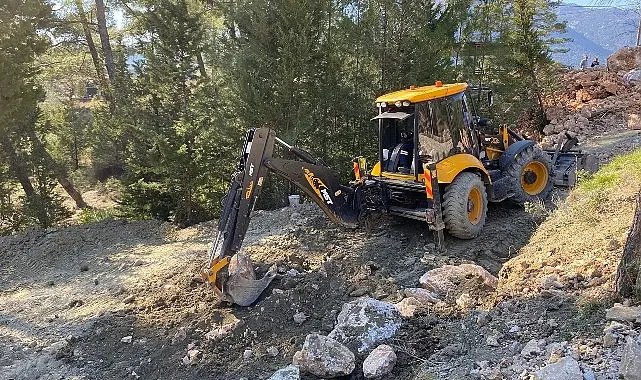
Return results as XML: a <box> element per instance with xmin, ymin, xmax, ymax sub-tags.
<box><xmin>202</xmin><ymin>128</ymin><xmax>363</xmax><ymax>306</ymax></box>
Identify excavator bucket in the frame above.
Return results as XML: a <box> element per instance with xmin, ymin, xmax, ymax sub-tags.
<box><xmin>225</xmin><ymin>253</ymin><xmax>278</xmax><ymax>307</ymax></box>
<box><xmin>203</xmin><ymin>252</ymin><xmax>277</xmax><ymax>306</ymax></box>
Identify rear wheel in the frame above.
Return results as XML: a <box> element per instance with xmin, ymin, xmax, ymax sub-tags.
<box><xmin>505</xmin><ymin>145</ymin><xmax>553</xmax><ymax>204</ymax></box>
<box><xmin>443</xmin><ymin>172</ymin><xmax>488</xmax><ymax>239</ymax></box>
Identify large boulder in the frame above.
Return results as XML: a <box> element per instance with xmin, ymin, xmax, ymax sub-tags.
<box><xmin>328</xmin><ymin>298</ymin><xmax>402</xmax><ymax>354</ymax></box>
<box><xmin>620</xmin><ymin>336</ymin><xmax>641</xmax><ymax>380</ymax></box>
<box><xmin>605</xmin><ymin>303</ymin><xmax>641</xmax><ymax>322</ymax></box>
<box><xmin>533</xmin><ymin>357</ymin><xmax>583</xmax><ymax>380</ymax></box>
<box><xmin>268</xmin><ymin>365</ymin><xmax>300</xmax><ymax>380</ymax></box>
<box><xmin>292</xmin><ymin>334</ymin><xmax>355</xmax><ymax>378</ymax></box>
<box><xmin>608</xmin><ymin>46</ymin><xmax>641</xmax><ymax>74</ymax></box>
<box><xmin>419</xmin><ymin>263</ymin><xmax>498</xmax><ymax>297</ymax></box>
<box><xmin>362</xmin><ymin>345</ymin><xmax>397</xmax><ymax>379</ymax></box>
<box><xmin>402</xmin><ymin>288</ymin><xmax>441</xmax><ymax>304</ymax></box>
<box><xmin>624</xmin><ymin>69</ymin><xmax>641</xmax><ymax>83</ymax></box>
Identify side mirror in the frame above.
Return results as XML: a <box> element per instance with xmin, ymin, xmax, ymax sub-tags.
<box><xmin>487</xmin><ymin>91</ymin><xmax>494</xmax><ymax>107</ymax></box>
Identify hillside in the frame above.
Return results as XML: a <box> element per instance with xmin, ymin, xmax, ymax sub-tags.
<box><xmin>2</xmin><ymin>149</ymin><xmax>641</xmax><ymax>379</ymax></box>
<box><xmin>553</xmin><ymin>4</ymin><xmax>639</xmax><ymax>67</ymax></box>
<box><xmin>3</xmin><ymin>67</ymin><xmax>641</xmax><ymax>378</ymax></box>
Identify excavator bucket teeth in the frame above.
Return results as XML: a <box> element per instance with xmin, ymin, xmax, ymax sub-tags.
<box><xmin>225</xmin><ymin>253</ymin><xmax>277</xmax><ymax>307</ymax></box>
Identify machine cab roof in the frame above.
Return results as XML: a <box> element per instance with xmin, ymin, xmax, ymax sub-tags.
<box><xmin>376</xmin><ymin>82</ymin><xmax>468</xmax><ymax>104</ymax></box>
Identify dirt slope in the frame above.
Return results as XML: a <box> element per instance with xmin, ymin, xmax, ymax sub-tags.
<box><xmin>0</xmin><ymin>199</ymin><xmax>538</xmax><ymax>380</ymax></box>
<box><xmin>2</xmin><ymin>155</ymin><xmax>640</xmax><ymax>379</ymax></box>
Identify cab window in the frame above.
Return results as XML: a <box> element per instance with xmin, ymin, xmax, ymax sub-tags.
<box><xmin>416</xmin><ymin>99</ymin><xmax>453</xmax><ymax>162</ymax></box>
<box><xmin>417</xmin><ymin>94</ymin><xmax>479</xmax><ymax>163</ymax></box>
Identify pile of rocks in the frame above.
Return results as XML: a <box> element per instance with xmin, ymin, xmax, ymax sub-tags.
<box><xmin>607</xmin><ymin>46</ymin><xmax>641</xmax><ymax>77</ymax></box>
<box><xmin>266</xmin><ymin>263</ymin><xmax>499</xmax><ymax>379</ymax></box>
<box><xmin>267</xmin><ymin>297</ymin><xmax>402</xmax><ymax>379</ymax></box>
<box><xmin>539</xmin><ymin>68</ymin><xmax>641</xmax><ymax>150</ymax></box>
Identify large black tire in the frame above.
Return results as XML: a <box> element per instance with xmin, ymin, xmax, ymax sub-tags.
<box><xmin>443</xmin><ymin>172</ymin><xmax>488</xmax><ymax>239</ymax></box>
<box><xmin>505</xmin><ymin>145</ymin><xmax>553</xmax><ymax>204</ymax></box>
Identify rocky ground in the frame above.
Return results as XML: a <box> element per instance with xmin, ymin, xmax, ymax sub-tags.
<box><xmin>0</xmin><ymin>201</ymin><xmax>537</xmax><ymax>380</ymax></box>
<box><xmin>539</xmin><ymin>67</ymin><xmax>641</xmax><ymax>166</ymax></box>
<box><xmin>2</xmin><ymin>66</ymin><xmax>641</xmax><ymax>380</ymax></box>
<box><xmin>1</xmin><ymin>187</ymin><xmax>641</xmax><ymax>380</ymax></box>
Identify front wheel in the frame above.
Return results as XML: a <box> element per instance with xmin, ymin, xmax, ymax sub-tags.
<box><xmin>442</xmin><ymin>172</ymin><xmax>488</xmax><ymax>239</ymax></box>
<box><xmin>505</xmin><ymin>145</ymin><xmax>553</xmax><ymax>204</ymax></box>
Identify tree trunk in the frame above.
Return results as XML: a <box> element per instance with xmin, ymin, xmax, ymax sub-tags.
<box><xmin>616</xmin><ymin>189</ymin><xmax>641</xmax><ymax>299</ymax></box>
<box><xmin>0</xmin><ymin>138</ymin><xmax>35</xmax><ymax>199</ymax></box>
<box><xmin>196</xmin><ymin>52</ymin><xmax>207</xmax><ymax>77</ymax></box>
<box><xmin>95</xmin><ymin>0</ymin><xmax>116</xmax><ymax>83</ymax></box>
<box><xmin>26</xmin><ymin>129</ymin><xmax>89</xmax><ymax>210</ymax></box>
<box><xmin>636</xmin><ymin>13</ymin><xmax>641</xmax><ymax>47</ymax></box>
<box><xmin>75</xmin><ymin>0</ymin><xmax>106</xmax><ymax>83</ymax></box>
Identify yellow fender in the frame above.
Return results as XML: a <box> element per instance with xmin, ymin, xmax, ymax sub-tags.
<box><xmin>434</xmin><ymin>154</ymin><xmax>491</xmax><ymax>184</ymax></box>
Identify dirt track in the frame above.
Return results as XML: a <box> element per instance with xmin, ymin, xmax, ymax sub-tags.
<box><xmin>0</xmin><ymin>198</ymin><xmax>539</xmax><ymax>379</ymax></box>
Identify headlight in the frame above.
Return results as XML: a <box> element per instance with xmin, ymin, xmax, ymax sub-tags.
<box><xmin>403</xmin><ymin>101</ymin><xmax>410</xmax><ymax>107</ymax></box>
<box><xmin>395</xmin><ymin>101</ymin><xmax>402</xmax><ymax>107</ymax></box>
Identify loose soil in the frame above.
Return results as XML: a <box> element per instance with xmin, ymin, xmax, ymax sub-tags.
<box><xmin>3</xmin><ymin>71</ymin><xmax>641</xmax><ymax>380</ymax></box>
<box><xmin>0</xmin><ymin>198</ymin><xmax>537</xmax><ymax>380</ymax></box>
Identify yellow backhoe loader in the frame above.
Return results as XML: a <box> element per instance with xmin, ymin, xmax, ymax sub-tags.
<box><xmin>202</xmin><ymin>81</ymin><xmax>590</xmax><ymax>306</ymax></box>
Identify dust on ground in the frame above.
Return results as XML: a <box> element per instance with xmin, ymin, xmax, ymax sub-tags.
<box><xmin>3</xmin><ymin>68</ymin><xmax>641</xmax><ymax>379</ymax></box>
<box><xmin>0</xmin><ymin>197</ymin><xmax>538</xmax><ymax>380</ymax></box>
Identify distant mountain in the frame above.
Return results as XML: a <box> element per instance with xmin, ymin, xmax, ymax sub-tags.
<box><xmin>552</xmin><ymin>4</ymin><xmax>639</xmax><ymax>67</ymax></box>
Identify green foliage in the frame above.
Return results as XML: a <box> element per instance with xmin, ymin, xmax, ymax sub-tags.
<box><xmin>573</xmin><ymin>149</ymin><xmax>641</xmax><ymax>215</ymax></box>
<box><xmin>78</xmin><ymin>208</ymin><xmax>118</xmax><ymax>224</ymax></box>
<box><xmin>116</xmin><ymin>0</ymin><xmax>238</xmax><ymax>226</ymax></box>
<box><xmin>0</xmin><ymin>0</ymin><xmax>571</xmax><ymax>232</ymax></box>
<box><xmin>456</xmin><ymin>0</ymin><xmax>566</xmax><ymax>127</ymax></box>
<box><xmin>579</xmin><ymin>149</ymin><xmax>641</xmax><ymax>192</ymax></box>
<box><xmin>21</xmin><ymin>162</ymin><xmax>72</xmax><ymax>228</ymax></box>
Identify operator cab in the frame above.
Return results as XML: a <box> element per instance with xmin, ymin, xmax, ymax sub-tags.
<box><xmin>372</xmin><ymin>82</ymin><xmax>481</xmax><ymax>183</ymax></box>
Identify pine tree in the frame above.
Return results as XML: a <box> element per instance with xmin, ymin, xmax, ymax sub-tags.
<box><xmin>0</xmin><ymin>0</ymin><xmax>75</xmax><ymax>228</ymax></box>
<box><xmin>120</xmin><ymin>0</ymin><xmax>237</xmax><ymax>225</ymax></box>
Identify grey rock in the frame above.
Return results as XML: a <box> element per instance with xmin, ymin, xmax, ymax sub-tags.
<box><xmin>486</xmin><ymin>334</ymin><xmax>500</xmax><ymax>347</ymax></box>
<box><xmin>533</xmin><ymin>357</ymin><xmax>582</xmax><ymax>380</ymax></box>
<box><xmin>328</xmin><ymin>298</ymin><xmax>401</xmax><ymax>353</ymax></box>
<box><xmin>266</xmin><ymin>346</ymin><xmax>280</xmax><ymax>357</ymax></box>
<box><xmin>606</xmin><ymin>303</ymin><xmax>641</xmax><ymax>322</ymax></box>
<box><xmin>292</xmin><ymin>334</ymin><xmax>355</xmax><ymax>378</ymax></box>
<box><xmin>293</xmin><ymin>312</ymin><xmax>308</xmax><ymax>324</ymax></box>
<box><xmin>521</xmin><ymin>339</ymin><xmax>543</xmax><ymax>357</ymax></box>
<box><xmin>419</xmin><ymin>264</ymin><xmax>497</xmax><ymax>296</ymax></box>
<box><xmin>541</xmin><ymin>275</ymin><xmax>564</xmax><ymax>290</ymax></box>
<box><xmin>43</xmin><ymin>339</ymin><xmax>71</xmax><ymax>360</ymax></box>
<box><xmin>603</xmin><ymin>330</ymin><xmax>616</xmax><ymax>348</ymax></box>
<box><xmin>363</xmin><ymin>345</ymin><xmax>397</xmax><ymax>379</ymax></box>
<box><xmin>350</xmin><ymin>287</ymin><xmax>369</xmax><ymax>297</ymax></box>
<box><xmin>182</xmin><ymin>349</ymin><xmax>200</xmax><ymax>365</ymax></box>
<box><xmin>620</xmin><ymin>336</ymin><xmax>641</xmax><ymax>380</ymax></box>
<box><xmin>268</xmin><ymin>365</ymin><xmax>300</xmax><ymax>380</ymax></box>
<box><xmin>583</xmin><ymin>368</ymin><xmax>596</xmax><ymax>380</ymax></box>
